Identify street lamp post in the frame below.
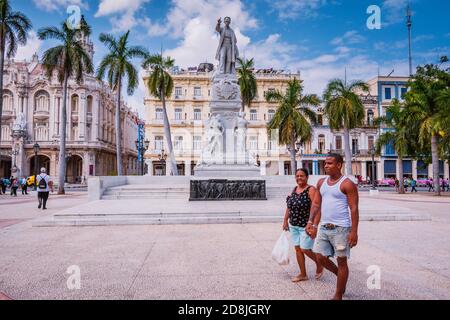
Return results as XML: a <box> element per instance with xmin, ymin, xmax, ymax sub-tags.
<box><xmin>33</xmin><ymin>143</ymin><xmax>40</xmax><ymax>191</ymax></box>
<box><xmin>370</xmin><ymin>146</ymin><xmax>377</xmax><ymax>190</ymax></box>
<box><xmin>159</xmin><ymin>148</ymin><xmax>168</xmax><ymax>176</ymax></box>
<box><xmin>135</xmin><ymin>139</ymin><xmax>150</xmax><ymax>176</ymax></box>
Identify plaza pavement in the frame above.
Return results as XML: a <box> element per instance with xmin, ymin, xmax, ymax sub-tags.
<box><xmin>0</xmin><ymin>191</ymin><xmax>449</xmax><ymax>300</ymax></box>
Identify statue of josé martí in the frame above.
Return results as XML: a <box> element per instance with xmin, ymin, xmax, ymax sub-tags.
<box><xmin>215</xmin><ymin>17</ymin><xmax>239</xmax><ymax>74</ymax></box>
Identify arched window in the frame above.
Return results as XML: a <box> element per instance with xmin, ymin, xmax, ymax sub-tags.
<box><xmin>3</xmin><ymin>90</ymin><xmax>13</xmax><ymax>111</ymax></box>
<box><xmin>34</xmin><ymin>90</ymin><xmax>50</xmax><ymax>112</ymax></box>
<box><xmin>71</xmin><ymin>95</ymin><xmax>79</xmax><ymax>113</ymax></box>
<box><xmin>318</xmin><ymin>134</ymin><xmax>325</xmax><ymax>153</ymax></box>
<box><xmin>87</xmin><ymin>96</ymin><xmax>93</xmax><ymax>114</ymax></box>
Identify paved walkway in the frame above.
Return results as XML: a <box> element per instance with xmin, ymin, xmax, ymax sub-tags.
<box><xmin>0</xmin><ymin>192</ymin><xmax>449</xmax><ymax>300</ymax></box>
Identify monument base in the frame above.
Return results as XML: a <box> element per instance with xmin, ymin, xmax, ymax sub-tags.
<box><xmin>194</xmin><ymin>164</ymin><xmax>260</xmax><ymax>178</ymax></box>
<box><xmin>189</xmin><ymin>179</ymin><xmax>266</xmax><ymax>201</ymax></box>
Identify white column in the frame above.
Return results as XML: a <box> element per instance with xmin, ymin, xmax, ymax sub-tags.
<box><xmin>444</xmin><ymin>161</ymin><xmax>449</xmax><ymax>179</ymax></box>
<box><xmin>297</xmin><ymin>160</ymin><xmax>302</xmax><ymax>170</ymax></box>
<box><xmin>166</xmin><ymin>162</ymin><xmax>171</xmax><ymax>176</ymax></box>
<box><xmin>260</xmin><ymin>160</ymin><xmax>267</xmax><ymax>176</ymax></box>
<box><xmin>377</xmin><ymin>159</ymin><xmax>384</xmax><ymax>181</ymax></box>
<box><xmin>361</xmin><ymin>161</ymin><xmax>367</xmax><ymax>180</ymax></box>
<box><xmin>184</xmin><ymin>160</ymin><xmax>191</xmax><ymax>176</ymax></box>
<box><xmin>145</xmin><ymin>159</ymin><xmax>153</xmax><ymax>176</ymax></box>
<box><xmin>412</xmin><ymin>160</ymin><xmax>418</xmax><ymax>180</ymax></box>
<box><xmin>278</xmin><ymin>160</ymin><xmax>285</xmax><ymax>176</ymax></box>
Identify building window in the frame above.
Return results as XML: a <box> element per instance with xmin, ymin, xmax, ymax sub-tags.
<box><xmin>194</xmin><ymin>108</ymin><xmax>202</xmax><ymax>120</ymax></box>
<box><xmin>317</xmin><ymin>114</ymin><xmax>323</xmax><ymax>126</ymax></box>
<box><xmin>367</xmin><ymin>109</ymin><xmax>374</xmax><ymax>126</ymax></box>
<box><xmin>87</xmin><ymin>96</ymin><xmax>93</xmax><ymax>114</ymax></box>
<box><xmin>249</xmin><ymin>136</ymin><xmax>258</xmax><ymax>151</ymax></box>
<box><xmin>194</xmin><ymin>87</ymin><xmax>201</xmax><ymax>97</ymax></box>
<box><xmin>193</xmin><ymin>136</ymin><xmax>202</xmax><ymax>150</ymax></box>
<box><xmin>35</xmin><ymin>91</ymin><xmax>50</xmax><ymax>112</ymax></box>
<box><xmin>175</xmin><ymin>87</ymin><xmax>183</xmax><ymax>97</ymax></box>
<box><xmin>352</xmin><ymin>138</ymin><xmax>358</xmax><ymax>155</ymax></box>
<box><xmin>175</xmin><ymin>108</ymin><xmax>183</xmax><ymax>120</ymax></box>
<box><xmin>3</xmin><ymin>91</ymin><xmax>13</xmax><ymax>111</ymax></box>
<box><xmin>385</xmin><ymin>140</ymin><xmax>395</xmax><ymax>155</ymax></box>
<box><xmin>267</xmin><ymin>110</ymin><xmax>275</xmax><ymax>122</ymax></box>
<box><xmin>71</xmin><ymin>95</ymin><xmax>79</xmax><ymax>113</ymax></box>
<box><xmin>318</xmin><ymin>135</ymin><xmax>325</xmax><ymax>153</ymax></box>
<box><xmin>250</xmin><ymin>109</ymin><xmax>257</xmax><ymax>121</ymax></box>
<box><xmin>384</xmin><ymin>87</ymin><xmax>392</xmax><ymax>100</ymax></box>
<box><xmin>174</xmin><ymin>136</ymin><xmax>183</xmax><ymax>150</ymax></box>
<box><xmin>155</xmin><ymin>108</ymin><xmax>163</xmax><ymax>120</ymax></box>
<box><xmin>155</xmin><ymin>136</ymin><xmax>164</xmax><ymax>151</ymax></box>
<box><xmin>368</xmin><ymin>136</ymin><xmax>374</xmax><ymax>150</ymax></box>
<box><xmin>335</xmin><ymin>136</ymin><xmax>342</xmax><ymax>150</ymax></box>
<box><xmin>401</xmin><ymin>87</ymin><xmax>408</xmax><ymax>99</ymax></box>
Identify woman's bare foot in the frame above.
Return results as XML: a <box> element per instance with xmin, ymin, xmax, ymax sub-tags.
<box><xmin>292</xmin><ymin>275</ymin><xmax>309</xmax><ymax>282</ymax></box>
<box><xmin>315</xmin><ymin>265</ymin><xmax>324</xmax><ymax>280</ymax></box>
<box><xmin>331</xmin><ymin>293</ymin><xmax>343</xmax><ymax>300</ymax></box>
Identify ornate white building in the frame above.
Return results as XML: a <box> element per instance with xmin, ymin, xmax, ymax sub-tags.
<box><xmin>0</xmin><ymin>38</ymin><xmax>142</xmax><ymax>183</ymax></box>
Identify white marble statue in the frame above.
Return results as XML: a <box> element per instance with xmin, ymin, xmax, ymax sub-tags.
<box><xmin>215</xmin><ymin>17</ymin><xmax>239</xmax><ymax>75</ymax></box>
<box><xmin>203</xmin><ymin>115</ymin><xmax>224</xmax><ymax>163</ymax></box>
<box><xmin>235</xmin><ymin>112</ymin><xmax>247</xmax><ymax>156</ymax></box>
<box><xmin>12</xmin><ymin>112</ymin><xmax>27</xmax><ymax>132</ymax></box>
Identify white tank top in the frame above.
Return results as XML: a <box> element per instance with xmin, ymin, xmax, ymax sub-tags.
<box><xmin>320</xmin><ymin>176</ymin><xmax>351</xmax><ymax>227</ymax></box>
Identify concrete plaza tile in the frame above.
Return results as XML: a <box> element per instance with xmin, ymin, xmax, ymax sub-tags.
<box><xmin>128</xmin><ymin>274</ymin><xmax>311</xmax><ymax>300</ymax></box>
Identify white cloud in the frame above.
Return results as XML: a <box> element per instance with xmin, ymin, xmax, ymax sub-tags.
<box><xmin>268</xmin><ymin>0</ymin><xmax>328</xmax><ymax>20</ymax></box>
<box><xmin>145</xmin><ymin>0</ymin><xmax>258</xmax><ymax>39</ymax></box>
<box><xmin>33</xmin><ymin>0</ymin><xmax>88</xmax><ymax>12</ymax></box>
<box><xmin>15</xmin><ymin>31</ymin><xmax>42</xmax><ymax>61</ymax></box>
<box><xmin>382</xmin><ymin>0</ymin><xmax>414</xmax><ymax>26</ymax></box>
<box><xmin>95</xmin><ymin>0</ymin><xmax>150</xmax><ymax>32</ymax></box>
<box><xmin>331</xmin><ymin>31</ymin><xmax>365</xmax><ymax>46</ymax></box>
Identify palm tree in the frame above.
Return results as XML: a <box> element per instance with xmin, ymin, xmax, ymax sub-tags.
<box><xmin>38</xmin><ymin>20</ymin><xmax>93</xmax><ymax>194</ymax></box>
<box><xmin>96</xmin><ymin>31</ymin><xmax>148</xmax><ymax>176</ymax></box>
<box><xmin>404</xmin><ymin>58</ymin><xmax>450</xmax><ymax>196</ymax></box>
<box><xmin>266</xmin><ymin>78</ymin><xmax>319</xmax><ymax>174</ymax></box>
<box><xmin>142</xmin><ymin>54</ymin><xmax>178</xmax><ymax>176</ymax></box>
<box><xmin>237</xmin><ymin>57</ymin><xmax>257</xmax><ymax>112</ymax></box>
<box><xmin>323</xmin><ymin>79</ymin><xmax>369</xmax><ymax>175</ymax></box>
<box><xmin>0</xmin><ymin>0</ymin><xmax>32</xmax><ymax>143</ymax></box>
<box><xmin>376</xmin><ymin>99</ymin><xmax>411</xmax><ymax>194</ymax></box>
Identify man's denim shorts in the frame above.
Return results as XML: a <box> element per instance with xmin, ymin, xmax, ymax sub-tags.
<box><xmin>313</xmin><ymin>225</ymin><xmax>351</xmax><ymax>258</ymax></box>
<box><xmin>289</xmin><ymin>224</ymin><xmax>315</xmax><ymax>250</ymax></box>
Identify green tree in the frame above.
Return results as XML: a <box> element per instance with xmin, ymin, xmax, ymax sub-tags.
<box><xmin>376</xmin><ymin>99</ymin><xmax>412</xmax><ymax>194</ymax></box>
<box><xmin>142</xmin><ymin>54</ymin><xmax>178</xmax><ymax>176</ymax></box>
<box><xmin>404</xmin><ymin>57</ymin><xmax>450</xmax><ymax>196</ymax></box>
<box><xmin>323</xmin><ymin>79</ymin><xmax>369</xmax><ymax>175</ymax></box>
<box><xmin>237</xmin><ymin>57</ymin><xmax>257</xmax><ymax>112</ymax></box>
<box><xmin>266</xmin><ymin>78</ymin><xmax>319</xmax><ymax>174</ymax></box>
<box><xmin>0</xmin><ymin>0</ymin><xmax>32</xmax><ymax>143</ymax></box>
<box><xmin>38</xmin><ymin>18</ymin><xmax>93</xmax><ymax>194</ymax></box>
<box><xmin>96</xmin><ymin>30</ymin><xmax>148</xmax><ymax>176</ymax></box>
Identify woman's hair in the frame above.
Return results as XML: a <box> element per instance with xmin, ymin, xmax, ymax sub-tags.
<box><xmin>295</xmin><ymin>168</ymin><xmax>309</xmax><ymax>178</ymax></box>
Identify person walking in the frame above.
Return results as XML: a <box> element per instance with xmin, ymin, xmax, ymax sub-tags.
<box><xmin>283</xmin><ymin>168</ymin><xmax>324</xmax><ymax>282</ymax></box>
<box><xmin>395</xmin><ymin>178</ymin><xmax>400</xmax><ymax>193</ymax></box>
<box><xmin>0</xmin><ymin>177</ymin><xmax>3</xmax><ymax>195</ymax></box>
<box><xmin>10</xmin><ymin>177</ymin><xmax>19</xmax><ymax>197</ymax></box>
<box><xmin>411</xmin><ymin>178</ymin><xmax>418</xmax><ymax>193</ymax></box>
<box><xmin>20</xmin><ymin>177</ymin><xmax>28</xmax><ymax>195</ymax></box>
<box><xmin>403</xmin><ymin>178</ymin><xmax>409</xmax><ymax>193</ymax></box>
<box><xmin>36</xmin><ymin>168</ymin><xmax>53</xmax><ymax>210</ymax></box>
<box><xmin>307</xmin><ymin>154</ymin><xmax>359</xmax><ymax>300</ymax></box>
<box><xmin>428</xmin><ymin>178</ymin><xmax>435</xmax><ymax>192</ymax></box>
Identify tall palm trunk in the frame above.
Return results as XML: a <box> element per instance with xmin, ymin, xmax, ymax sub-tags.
<box><xmin>115</xmin><ymin>79</ymin><xmax>123</xmax><ymax>176</ymax></box>
<box><xmin>343</xmin><ymin>127</ymin><xmax>352</xmax><ymax>176</ymax></box>
<box><xmin>398</xmin><ymin>156</ymin><xmax>405</xmax><ymax>194</ymax></box>
<box><xmin>431</xmin><ymin>134</ymin><xmax>441</xmax><ymax>196</ymax></box>
<box><xmin>0</xmin><ymin>33</ymin><xmax>5</xmax><ymax>147</ymax></box>
<box><xmin>289</xmin><ymin>134</ymin><xmax>297</xmax><ymax>175</ymax></box>
<box><xmin>58</xmin><ymin>74</ymin><xmax>69</xmax><ymax>194</ymax></box>
<box><xmin>161</xmin><ymin>85</ymin><xmax>178</xmax><ymax>176</ymax></box>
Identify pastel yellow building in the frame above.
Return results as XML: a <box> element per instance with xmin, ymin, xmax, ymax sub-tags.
<box><xmin>143</xmin><ymin>65</ymin><xmax>300</xmax><ymax>176</ymax></box>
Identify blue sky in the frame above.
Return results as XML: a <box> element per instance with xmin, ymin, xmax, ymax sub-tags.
<box><xmin>13</xmin><ymin>0</ymin><xmax>450</xmax><ymax>115</ymax></box>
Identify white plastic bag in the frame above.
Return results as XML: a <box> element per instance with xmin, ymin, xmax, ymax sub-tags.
<box><xmin>271</xmin><ymin>231</ymin><xmax>291</xmax><ymax>265</ymax></box>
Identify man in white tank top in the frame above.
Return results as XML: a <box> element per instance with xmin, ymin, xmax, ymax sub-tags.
<box><xmin>306</xmin><ymin>153</ymin><xmax>359</xmax><ymax>300</ymax></box>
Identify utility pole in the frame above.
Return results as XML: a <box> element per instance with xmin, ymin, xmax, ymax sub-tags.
<box><xmin>406</xmin><ymin>4</ymin><xmax>413</xmax><ymax>76</ymax></box>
